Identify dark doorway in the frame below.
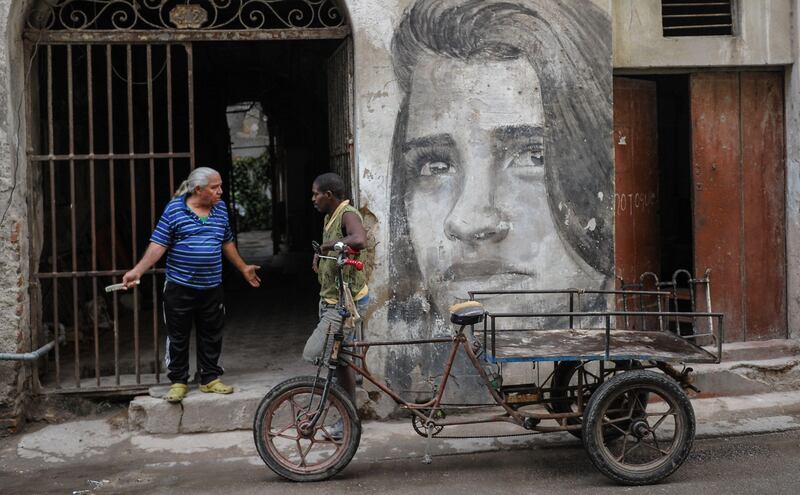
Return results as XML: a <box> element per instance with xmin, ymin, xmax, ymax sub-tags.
<box><xmin>651</xmin><ymin>75</ymin><xmax>694</xmax><ymax>279</ymax></box>
<box><xmin>615</xmin><ymin>74</ymin><xmax>694</xmax><ymax>282</ymax></box>
<box><xmin>190</xmin><ymin>39</ymin><xmax>350</xmax><ymax>381</ymax></box>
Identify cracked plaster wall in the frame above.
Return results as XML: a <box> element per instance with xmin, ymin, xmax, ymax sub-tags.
<box><xmin>0</xmin><ymin>0</ymin><xmax>36</xmax><ymax>429</ymax></box>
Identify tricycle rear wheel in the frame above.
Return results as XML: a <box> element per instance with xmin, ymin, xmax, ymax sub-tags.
<box><xmin>582</xmin><ymin>370</ymin><xmax>695</xmax><ymax>485</ymax></box>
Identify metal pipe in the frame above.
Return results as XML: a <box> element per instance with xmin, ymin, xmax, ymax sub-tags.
<box><xmin>0</xmin><ymin>334</ymin><xmax>65</xmax><ymax>362</ymax></box>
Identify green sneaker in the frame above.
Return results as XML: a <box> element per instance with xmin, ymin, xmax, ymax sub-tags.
<box><xmin>164</xmin><ymin>383</ymin><xmax>188</xmax><ymax>403</ymax></box>
<box><xmin>199</xmin><ymin>379</ymin><xmax>233</xmax><ymax>394</ymax></box>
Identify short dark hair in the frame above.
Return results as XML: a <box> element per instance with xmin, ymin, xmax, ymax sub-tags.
<box><xmin>313</xmin><ymin>172</ymin><xmax>346</xmax><ymax>199</ymax></box>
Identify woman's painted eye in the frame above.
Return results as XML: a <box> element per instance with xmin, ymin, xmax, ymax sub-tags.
<box><xmin>508</xmin><ymin>146</ymin><xmax>544</xmax><ymax>169</ymax></box>
<box><xmin>420</xmin><ymin>161</ymin><xmax>455</xmax><ymax>176</ymax></box>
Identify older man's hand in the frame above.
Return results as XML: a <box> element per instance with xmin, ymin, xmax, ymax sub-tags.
<box><xmin>121</xmin><ymin>269</ymin><xmax>141</xmax><ymax>289</ymax></box>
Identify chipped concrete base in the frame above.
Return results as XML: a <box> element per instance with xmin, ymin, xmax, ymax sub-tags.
<box><xmin>692</xmin><ymin>339</ymin><xmax>800</xmax><ymax>396</ymax></box>
<box><xmin>130</xmin><ymin>379</ymin><xmax>395</xmax><ymax>434</ymax></box>
<box><xmin>129</xmin><ymin>384</ymin><xmax>266</xmax><ymax>434</ymax></box>
<box><xmin>692</xmin><ymin>357</ymin><xmax>800</xmax><ymax>395</ymax></box>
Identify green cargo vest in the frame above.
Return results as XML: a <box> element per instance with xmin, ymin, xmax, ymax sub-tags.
<box><xmin>318</xmin><ymin>203</ymin><xmax>367</xmax><ymax>303</ymax></box>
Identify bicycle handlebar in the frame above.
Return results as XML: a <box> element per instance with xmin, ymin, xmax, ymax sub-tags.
<box><xmin>344</xmin><ymin>258</ymin><xmax>364</xmax><ymax>271</ymax></box>
<box><xmin>333</xmin><ymin>241</ymin><xmax>360</xmax><ymax>256</ymax></box>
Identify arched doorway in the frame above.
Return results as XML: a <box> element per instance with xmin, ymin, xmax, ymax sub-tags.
<box><xmin>23</xmin><ymin>0</ymin><xmax>355</xmax><ymax>392</ymax></box>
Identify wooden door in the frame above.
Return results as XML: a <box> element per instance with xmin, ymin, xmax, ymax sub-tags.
<box><xmin>614</xmin><ymin>78</ymin><xmax>660</xmax><ymax>286</ymax></box>
<box><xmin>690</xmin><ymin>72</ymin><xmax>786</xmax><ymax>341</ymax></box>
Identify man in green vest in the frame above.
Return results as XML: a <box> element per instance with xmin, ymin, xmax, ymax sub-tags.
<box><xmin>304</xmin><ymin>173</ymin><xmax>368</xmax><ymax>409</ymax></box>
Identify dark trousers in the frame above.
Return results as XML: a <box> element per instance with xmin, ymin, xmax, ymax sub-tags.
<box><xmin>163</xmin><ymin>281</ymin><xmax>225</xmax><ymax>385</ymax></box>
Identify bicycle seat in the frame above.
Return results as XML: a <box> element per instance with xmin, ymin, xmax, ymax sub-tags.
<box><xmin>449</xmin><ymin>301</ymin><xmax>485</xmax><ymax>326</ymax></box>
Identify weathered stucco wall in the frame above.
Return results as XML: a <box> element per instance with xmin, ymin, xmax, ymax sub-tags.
<box><xmin>787</xmin><ymin>0</ymin><xmax>800</xmax><ymax>340</ymax></box>
<box><xmin>0</xmin><ymin>0</ymin><xmax>35</xmax><ymax>429</ymax></box>
<box><xmin>614</xmin><ymin>0</ymin><xmax>793</xmax><ymax>69</ymax></box>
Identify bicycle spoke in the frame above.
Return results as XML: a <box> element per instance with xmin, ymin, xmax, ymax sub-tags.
<box><xmin>604</xmin><ymin>412</ymin><xmax>634</xmax><ymax>425</ymax></box>
<box><xmin>615</xmin><ymin>430</ymin><xmax>631</xmax><ymax>462</ymax></box>
<box><xmin>640</xmin><ymin>437</ymin><xmax>670</xmax><ymax>456</ymax></box>
<box><xmin>603</xmin><ymin>417</ymin><xmax>629</xmax><ymax>436</ymax></box>
<box><xmin>633</xmin><ymin>393</ymin><xmax>646</xmax><ymax>414</ymax></box>
<box><xmin>270</xmin><ymin>419</ymin><xmax>297</xmax><ymax>439</ymax></box>
<box><xmin>295</xmin><ymin>440</ymin><xmax>307</xmax><ymax>467</ymax></box>
<box><xmin>625</xmin><ymin>438</ymin><xmax>644</xmax><ymax>457</ymax></box>
<box><xmin>649</xmin><ymin>409</ymin><xmax>676</xmax><ymax>433</ymax></box>
<box><xmin>650</xmin><ymin>429</ymin><xmax>665</xmax><ymax>454</ymax></box>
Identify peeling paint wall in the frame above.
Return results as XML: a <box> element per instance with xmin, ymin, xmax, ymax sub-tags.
<box><xmin>0</xmin><ymin>0</ymin><xmax>36</xmax><ymax>429</ymax></box>
<box><xmin>613</xmin><ymin>0</ymin><xmax>793</xmax><ymax>68</ymax></box>
<box><xmin>787</xmin><ymin>0</ymin><xmax>800</xmax><ymax>340</ymax></box>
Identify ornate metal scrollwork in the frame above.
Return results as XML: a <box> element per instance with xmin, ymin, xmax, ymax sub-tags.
<box><xmin>26</xmin><ymin>0</ymin><xmax>347</xmax><ymax>31</ymax></box>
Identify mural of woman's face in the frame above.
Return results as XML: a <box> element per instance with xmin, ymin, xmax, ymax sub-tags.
<box><xmin>402</xmin><ymin>55</ymin><xmax>600</xmax><ymax>311</ymax></box>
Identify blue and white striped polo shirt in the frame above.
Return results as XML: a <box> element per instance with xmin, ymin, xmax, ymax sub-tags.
<box><xmin>150</xmin><ymin>195</ymin><xmax>234</xmax><ymax>289</ymax></box>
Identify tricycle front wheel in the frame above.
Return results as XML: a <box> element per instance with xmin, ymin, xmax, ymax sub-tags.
<box><xmin>253</xmin><ymin>376</ymin><xmax>361</xmax><ymax>482</ymax></box>
<box><xmin>582</xmin><ymin>370</ymin><xmax>695</xmax><ymax>485</ymax></box>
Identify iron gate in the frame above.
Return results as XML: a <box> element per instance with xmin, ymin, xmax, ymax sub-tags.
<box><xmin>23</xmin><ymin>0</ymin><xmax>350</xmax><ymax>393</ymax></box>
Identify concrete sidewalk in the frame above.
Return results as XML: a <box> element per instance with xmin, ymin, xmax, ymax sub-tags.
<box><xmin>6</xmin><ymin>390</ymin><xmax>800</xmax><ymax>472</ymax></box>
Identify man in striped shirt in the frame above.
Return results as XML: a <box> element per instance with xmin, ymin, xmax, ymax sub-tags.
<box><xmin>122</xmin><ymin>167</ymin><xmax>261</xmax><ymax>403</ymax></box>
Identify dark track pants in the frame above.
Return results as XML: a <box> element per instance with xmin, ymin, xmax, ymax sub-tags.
<box><xmin>163</xmin><ymin>281</ymin><xmax>225</xmax><ymax>386</ymax></box>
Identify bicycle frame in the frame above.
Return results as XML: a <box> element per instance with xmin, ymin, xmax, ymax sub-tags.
<box><xmin>339</xmin><ymin>326</ymin><xmax>580</xmax><ymax>432</ymax></box>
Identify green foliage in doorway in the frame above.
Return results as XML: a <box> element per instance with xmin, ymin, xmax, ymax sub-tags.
<box><xmin>232</xmin><ymin>153</ymin><xmax>272</xmax><ymax>232</ymax></box>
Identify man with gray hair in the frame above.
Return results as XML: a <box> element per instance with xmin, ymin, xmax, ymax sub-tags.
<box><xmin>122</xmin><ymin>167</ymin><xmax>261</xmax><ymax>403</ymax></box>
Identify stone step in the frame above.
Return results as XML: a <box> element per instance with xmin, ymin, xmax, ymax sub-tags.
<box><xmin>705</xmin><ymin>338</ymin><xmax>800</xmax><ymax>362</ymax></box>
<box><xmin>128</xmin><ymin>372</ymin><xmax>396</xmax><ymax>434</ymax></box>
<box><xmin>691</xmin><ymin>356</ymin><xmax>800</xmax><ymax>396</ymax></box>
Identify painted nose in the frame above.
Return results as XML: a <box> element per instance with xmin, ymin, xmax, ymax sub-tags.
<box><xmin>444</xmin><ymin>195</ymin><xmax>509</xmax><ymax>243</ymax></box>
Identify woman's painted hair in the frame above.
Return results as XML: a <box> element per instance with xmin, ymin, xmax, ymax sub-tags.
<box><xmin>389</xmin><ymin>0</ymin><xmax>613</xmax><ymax>288</ymax></box>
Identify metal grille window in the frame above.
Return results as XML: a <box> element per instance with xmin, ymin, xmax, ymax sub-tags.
<box><xmin>661</xmin><ymin>0</ymin><xmax>735</xmax><ymax>37</ymax></box>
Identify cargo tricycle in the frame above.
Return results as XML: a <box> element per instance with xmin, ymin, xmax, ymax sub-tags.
<box><xmin>253</xmin><ymin>244</ymin><xmax>723</xmax><ymax>485</ymax></box>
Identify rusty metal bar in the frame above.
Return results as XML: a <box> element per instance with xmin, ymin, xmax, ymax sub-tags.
<box><xmin>186</xmin><ymin>44</ymin><xmax>195</xmax><ymax>169</ymax></box>
<box><xmin>127</xmin><ymin>44</ymin><xmax>140</xmax><ymax>383</ymax></box>
<box><xmin>24</xmin><ymin>27</ymin><xmax>351</xmax><ymax>44</ymax></box>
<box><xmin>36</xmin><ymin>268</ymin><xmax>166</xmax><ymax>279</ymax></box>
<box><xmin>166</xmin><ymin>45</ymin><xmax>174</xmax><ymax>193</ymax></box>
<box><xmin>663</xmin><ymin>2</ymin><xmax>730</xmax><ymax>6</ymax></box>
<box><xmin>147</xmin><ymin>44</ymin><xmax>159</xmax><ymax>383</ymax></box>
<box><xmin>30</xmin><ymin>151</ymin><xmax>192</xmax><ymax>161</ymax></box>
<box><xmin>67</xmin><ymin>44</ymin><xmax>81</xmax><ymax>387</ymax></box>
<box><xmin>107</xmin><ymin>44</ymin><xmax>120</xmax><ymax>385</ymax></box>
<box><xmin>568</xmin><ymin>293</ymin><xmax>574</xmax><ymax>329</ymax></box>
<box><xmin>663</xmin><ymin>24</ymin><xmax>732</xmax><ymax>31</ymax></box>
<box><xmin>86</xmin><ymin>44</ymin><xmax>100</xmax><ymax>386</ymax></box>
<box><xmin>47</xmin><ymin>44</ymin><xmax>60</xmax><ymax>388</ymax></box>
